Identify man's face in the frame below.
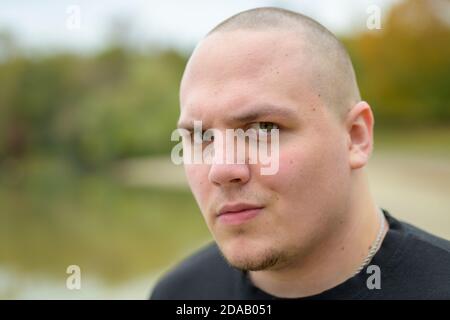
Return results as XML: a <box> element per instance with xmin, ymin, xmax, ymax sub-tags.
<box><xmin>179</xmin><ymin>30</ymin><xmax>353</xmax><ymax>271</ymax></box>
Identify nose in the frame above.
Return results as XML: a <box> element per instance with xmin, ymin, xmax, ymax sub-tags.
<box><xmin>208</xmin><ymin>163</ymin><xmax>250</xmax><ymax>186</ymax></box>
<box><xmin>206</xmin><ymin>128</ymin><xmax>251</xmax><ymax>186</ymax></box>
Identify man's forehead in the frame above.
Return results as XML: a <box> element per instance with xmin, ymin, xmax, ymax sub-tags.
<box><xmin>178</xmin><ymin>30</ymin><xmax>321</xmax><ymax>130</ymax></box>
<box><xmin>196</xmin><ymin>29</ymin><xmax>300</xmax><ymax>58</ymax></box>
<box><xmin>181</xmin><ymin>30</ymin><xmax>307</xmax><ymax>89</ymax></box>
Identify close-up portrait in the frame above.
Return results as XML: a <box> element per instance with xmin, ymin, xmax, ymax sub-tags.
<box><xmin>1</xmin><ymin>0</ymin><xmax>449</xmax><ymax>304</ymax></box>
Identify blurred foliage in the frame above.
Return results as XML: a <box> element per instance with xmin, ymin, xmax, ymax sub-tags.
<box><xmin>0</xmin><ymin>46</ymin><xmax>186</xmax><ymax>168</ymax></box>
<box><xmin>0</xmin><ymin>0</ymin><xmax>449</xmax><ymax>169</ymax></box>
<box><xmin>343</xmin><ymin>0</ymin><xmax>450</xmax><ymax>127</ymax></box>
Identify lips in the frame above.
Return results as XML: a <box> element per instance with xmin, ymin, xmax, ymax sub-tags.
<box><xmin>217</xmin><ymin>203</ymin><xmax>264</xmax><ymax>225</ymax></box>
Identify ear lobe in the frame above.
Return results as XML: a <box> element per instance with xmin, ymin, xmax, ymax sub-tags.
<box><xmin>346</xmin><ymin>101</ymin><xmax>374</xmax><ymax>170</ymax></box>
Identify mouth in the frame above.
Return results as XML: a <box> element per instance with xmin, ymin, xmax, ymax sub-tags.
<box><xmin>217</xmin><ymin>203</ymin><xmax>264</xmax><ymax>225</ymax></box>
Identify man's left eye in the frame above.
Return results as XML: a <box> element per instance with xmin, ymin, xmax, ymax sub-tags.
<box><xmin>249</xmin><ymin>122</ymin><xmax>279</xmax><ymax>131</ymax></box>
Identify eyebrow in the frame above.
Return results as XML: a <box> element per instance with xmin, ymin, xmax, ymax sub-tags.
<box><xmin>177</xmin><ymin>104</ymin><xmax>298</xmax><ymax>131</ymax></box>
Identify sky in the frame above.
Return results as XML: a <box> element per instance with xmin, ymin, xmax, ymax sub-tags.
<box><xmin>0</xmin><ymin>0</ymin><xmax>401</xmax><ymax>53</ymax></box>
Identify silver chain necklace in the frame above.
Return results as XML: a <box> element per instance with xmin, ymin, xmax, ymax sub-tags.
<box><xmin>353</xmin><ymin>208</ymin><xmax>386</xmax><ymax>276</ymax></box>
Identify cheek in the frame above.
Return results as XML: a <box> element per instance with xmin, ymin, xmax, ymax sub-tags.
<box><xmin>265</xmin><ymin>147</ymin><xmax>314</xmax><ymax>195</ymax></box>
<box><xmin>263</xmin><ymin>139</ymin><xmax>348</xmax><ymax>206</ymax></box>
<box><xmin>184</xmin><ymin>165</ymin><xmax>210</xmax><ymax>210</ymax></box>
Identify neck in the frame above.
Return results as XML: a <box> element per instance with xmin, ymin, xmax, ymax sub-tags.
<box><xmin>249</xmin><ymin>170</ymin><xmax>388</xmax><ymax>298</ymax></box>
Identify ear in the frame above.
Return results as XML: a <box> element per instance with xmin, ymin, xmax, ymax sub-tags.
<box><xmin>345</xmin><ymin>101</ymin><xmax>374</xmax><ymax>170</ymax></box>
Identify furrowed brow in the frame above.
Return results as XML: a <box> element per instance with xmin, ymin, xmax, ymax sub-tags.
<box><xmin>177</xmin><ymin>104</ymin><xmax>297</xmax><ymax>130</ymax></box>
<box><xmin>228</xmin><ymin>104</ymin><xmax>297</xmax><ymax>124</ymax></box>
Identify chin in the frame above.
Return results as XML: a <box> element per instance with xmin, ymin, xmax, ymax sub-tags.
<box><xmin>218</xmin><ymin>238</ymin><xmax>282</xmax><ymax>271</ymax></box>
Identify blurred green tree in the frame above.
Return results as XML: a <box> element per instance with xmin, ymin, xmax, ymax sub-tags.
<box><xmin>344</xmin><ymin>0</ymin><xmax>450</xmax><ymax>127</ymax></box>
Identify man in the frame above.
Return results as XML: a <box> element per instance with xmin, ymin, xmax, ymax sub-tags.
<box><xmin>151</xmin><ymin>7</ymin><xmax>450</xmax><ymax>299</ymax></box>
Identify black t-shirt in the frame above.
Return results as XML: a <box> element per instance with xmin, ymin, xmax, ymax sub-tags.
<box><xmin>150</xmin><ymin>210</ymin><xmax>450</xmax><ymax>299</ymax></box>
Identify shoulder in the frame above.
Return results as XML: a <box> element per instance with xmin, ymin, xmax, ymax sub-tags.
<box><xmin>402</xmin><ymin>220</ymin><xmax>450</xmax><ymax>261</ymax></box>
<box><xmin>150</xmin><ymin>242</ymin><xmax>241</xmax><ymax>299</ymax></box>
<box><xmin>386</xmin><ymin>218</ymin><xmax>450</xmax><ymax>299</ymax></box>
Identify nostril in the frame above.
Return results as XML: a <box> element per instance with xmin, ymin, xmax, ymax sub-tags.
<box><xmin>208</xmin><ymin>164</ymin><xmax>250</xmax><ymax>186</ymax></box>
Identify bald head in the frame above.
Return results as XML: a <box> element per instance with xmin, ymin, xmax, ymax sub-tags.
<box><xmin>184</xmin><ymin>7</ymin><xmax>361</xmax><ymax>120</ymax></box>
<box><xmin>178</xmin><ymin>8</ymin><xmax>376</xmax><ymax>278</ymax></box>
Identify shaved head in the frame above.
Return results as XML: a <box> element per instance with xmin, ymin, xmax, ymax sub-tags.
<box><xmin>179</xmin><ymin>7</ymin><xmax>375</xmax><ymax>276</ymax></box>
<box><xmin>183</xmin><ymin>7</ymin><xmax>361</xmax><ymax>120</ymax></box>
